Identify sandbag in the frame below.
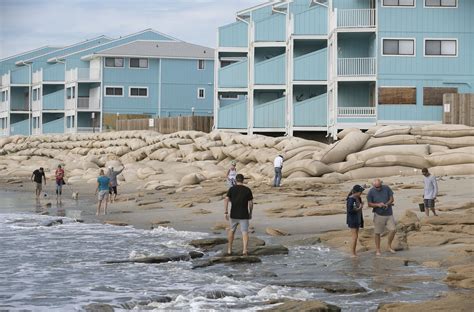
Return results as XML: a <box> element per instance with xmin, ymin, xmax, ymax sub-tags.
<box><xmin>426</xmin><ymin>147</ymin><xmax>474</xmax><ymax>166</ymax></box>
<box><xmin>179</xmin><ymin>173</ymin><xmax>206</xmax><ymax>186</ymax></box>
<box><xmin>329</xmin><ymin>159</ymin><xmax>365</xmax><ymax>174</ymax></box>
<box><xmin>365</xmin><ymin>125</ymin><xmax>384</xmax><ymax>136</ymax></box>
<box><xmin>337</xmin><ymin>128</ymin><xmax>360</xmax><ymax>140</ymax></box>
<box><xmin>410</xmin><ymin>124</ymin><xmax>474</xmax><ymax>137</ymax></box>
<box><xmin>136</xmin><ymin>167</ymin><xmax>157</xmax><ymax>180</ymax></box>
<box><xmin>365</xmin><ymin>155</ymin><xmax>431</xmax><ymax>169</ymax></box>
<box><xmin>320</xmin><ymin>131</ymin><xmax>370</xmax><ymax>164</ymax></box>
<box><xmin>347</xmin><ymin>144</ymin><xmax>429</xmax><ymax>162</ymax></box>
<box><xmin>282</xmin><ymin>159</ymin><xmax>333</xmax><ymax>178</ymax></box>
<box><xmin>287</xmin><ymin>171</ymin><xmax>311</xmax><ymax>179</ymax></box>
<box><xmin>416</xmin><ymin>136</ymin><xmax>474</xmax><ymax>149</ymax></box>
<box><xmin>430</xmin><ymin>164</ymin><xmax>474</xmax><ymax>176</ymax></box>
<box><xmin>428</xmin><ymin>145</ymin><xmax>450</xmax><ymax>154</ymax></box>
<box><xmin>363</xmin><ymin>135</ymin><xmax>417</xmax><ymax>150</ymax></box>
<box><xmin>344</xmin><ymin>166</ymin><xmax>420</xmax><ymax>180</ymax></box>
<box><xmin>373</xmin><ymin>125</ymin><xmax>412</xmax><ymax>138</ymax></box>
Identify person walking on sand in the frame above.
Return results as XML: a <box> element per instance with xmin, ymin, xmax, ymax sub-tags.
<box><xmin>346</xmin><ymin>185</ymin><xmax>365</xmax><ymax>257</ymax></box>
<box><xmin>273</xmin><ymin>155</ymin><xmax>284</xmax><ymax>187</ymax></box>
<box><xmin>107</xmin><ymin>166</ymin><xmax>124</xmax><ymax>203</ymax></box>
<box><xmin>226</xmin><ymin>160</ymin><xmax>238</xmax><ymax>188</ymax></box>
<box><xmin>96</xmin><ymin>169</ymin><xmax>111</xmax><ymax>215</ymax></box>
<box><xmin>367</xmin><ymin>179</ymin><xmax>396</xmax><ymax>256</ymax></box>
<box><xmin>422</xmin><ymin>168</ymin><xmax>438</xmax><ymax>217</ymax></box>
<box><xmin>55</xmin><ymin>165</ymin><xmax>65</xmax><ymax>202</ymax></box>
<box><xmin>31</xmin><ymin>167</ymin><xmax>46</xmax><ymax>199</ymax></box>
<box><xmin>224</xmin><ymin>174</ymin><xmax>253</xmax><ymax>256</ymax></box>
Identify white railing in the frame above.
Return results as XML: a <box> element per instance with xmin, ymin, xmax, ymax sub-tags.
<box><xmin>338</xmin><ymin>57</ymin><xmax>376</xmax><ymax>77</ymax></box>
<box><xmin>32</xmin><ymin>100</ymin><xmax>42</xmax><ymax>111</ymax></box>
<box><xmin>0</xmin><ymin>101</ymin><xmax>7</xmax><ymax>112</ymax></box>
<box><xmin>32</xmin><ymin>69</ymin><xmax>43</xmax><ymax>84</ymax></box>
<box><xmin>65</xmin><ymin>127</ymin><xmax>76</xmax><ymax>134</ymax></box>
<box><xmin>65</xmin><ymin>98</ymin><xmax>76</xmax><ymax>110</ymax></box>
<box><xmin>338</xmin><ymin>107</ymin><xmax>376</xmax><ymax>117</ymax></box>
<box><xmin>32</xmin><ymin>128</ymin><xmax>41</xmax><ymax>135</ymax></box>
<box><xmin>77</xmin><ymin>127</ymin><xmax>97</xmax><ymax>133</ymax></box>
<box><xmin>65</xmin><ymin>68</ymin><xmax>100</xmax><ymax>83</ymax></box>
<box><xmin>337</xmin><ymin>9</ymin><xmax>376</xmax><ymax>28</ymax></box>
<box><xmin>77</xmin><ymin>97</ymin><xmax>100</xmax><ymax>110</ymax></box>
<box><xmin>1</xmin><ymin>73</ymin><xmax>10</xmax><ymax>87</ymax></box>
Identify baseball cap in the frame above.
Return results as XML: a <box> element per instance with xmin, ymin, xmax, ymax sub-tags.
<box><xmin>352</xmin><ymin>185</ymin><xmax>365</xmax><ymax>193</ymax></box>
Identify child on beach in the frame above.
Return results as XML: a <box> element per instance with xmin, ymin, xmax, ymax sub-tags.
<box><xmin>226</xmin><ymin>160</ymin><xmax>238</xmax><ymax>188</ymax></box>
<box><xmin>346</xmin><ymin>185</ymin><xmax>365</xmax><ymax>257</ymax></box>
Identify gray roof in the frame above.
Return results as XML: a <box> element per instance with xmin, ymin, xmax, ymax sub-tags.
<box><xmin>91</xmin><ymin>40</ymin><xmax>214</xmax><ymax>60</ymax></box>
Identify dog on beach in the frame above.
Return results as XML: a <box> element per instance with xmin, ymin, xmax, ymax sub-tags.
<box><xmin>72</xmin><ymin>192</ymin><xmax>79</xmax><ymax>200</ymax></box>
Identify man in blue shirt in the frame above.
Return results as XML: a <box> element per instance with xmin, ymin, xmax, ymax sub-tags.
<box><xmin>96</xmin><ymin>169</ymin><xmax>111</xmax><ymax>215</ymax></box>
<box><xmin>367</xmin><ymin>179</ymin><xmax>396</xmax><ymax>256</ymax></box>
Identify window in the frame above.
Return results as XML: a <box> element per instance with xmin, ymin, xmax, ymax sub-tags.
<box><xmin>382</xmin><ymin>39</ymin><xmax>415</xmax><ymax>56</ymax></box>
<box><xmin>219</xmin><ymin>94</ymin><xmax>239</xmax><ymax>100</ymax></box>
<box><xmin>423</xmin><ymin>87</ymin><xmax>458</xmax><ymax>105</ymax></box>
<box><xmin>379</xmin><ymin>87</ymin><xmax>417</xmax><ymax>105</ymax></box>
<box><xmin>105</xmin><ymin>87</ymin><xmax>124</xmax><ymax>96</ymax></box>
<box><xmin>425</xmin><ymin>39</ymin><xmax>457</xmax><ymax>56</ymax></box>
<box><xmin>1</xmin><ymin>90</ymin><xmax>8</xmax><ymax>102</ymax></box>
<box><xmin>425</xmin><ymin>0</ymin><xmax>457</xmax><ymax>7</ymax></box>
<box><xmin>130</xmin><ymin>58</ymin><xmax>148</xmax><ymax>68</ymax></box>
<box><xmin>382</xmin><ymin>0</ymin><xmax>415</xmax><ymax>7</ymax></box>
<box><xmin>105</xmin><ymin>57</ymin><xmax>124</xmax><ymax>68</ymax></box>
<box><xmin>33</xmin><ymin>88</ymin><xmax>41</xmax><ymax>101</ymax></box>
<box><xmin>198</xmin><ymin>60</ymin><xmax>205</xmax><ymax>70</ymax></box>
<box><xmin>129</xmin><ymin>87</ymin><xmax>148</xmax><ymax>97</ymax></box>
<box><xmin>197</xmin><ymin>88</ymin><xmax>205</xmax><ymax>99</ymax></box>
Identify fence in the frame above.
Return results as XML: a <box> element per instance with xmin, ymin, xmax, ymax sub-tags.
<box><xmin>116</xmin><ymin>116</ymin><xmax>213</xmax><ymax>134</ymax></box>
<box><xmin>443</xmin><ymin>93</ymin><xmax>474</xmax><ymax>126</ymax></box>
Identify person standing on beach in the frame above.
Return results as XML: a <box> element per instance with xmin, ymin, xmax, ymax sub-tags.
<box><xmin>226</xmin><ymin>160</ymin><xmax>238</xmax><ymax>188</ymax></box>
<box><xmin>422</xmin><ymin>168</ymin><xmax>438</xmax><ymax>216</ymax></box>
<box><xmin>96</xmin><ymin>169</ymin><xmax>111</xmax><ymax>215</ymax></box>
<box><xmin>273</xmin><ymin>155</ymin><xmax>284</xmax><ymax>187</ymax></box>
<box><xmin>346</xmin><ymin>185</ymin><xmax>365</xmax><ymax>257</ymax></box>
<box><xmin>367</xmin><ymin>179</ymin><xmax>396</xmax><ymax>256</ymax></box>
<box><xmin>107</xmin><ymin>166</ymin><xmax>124</xmax><ymax>203</ymax></box>
<box><xmin>224</xmin><ymin>174</ymin><xmax>253</xmax><ymax>256</ymax></box>
<box><xmin>55</xmin><ymin>165</ymin><xmax>65</xmax><ymax>202</ymax></box>
<box><xmin>31</xmin><ymin>167</ymin><xmax>46</xmax><ymax>199</ymax></box>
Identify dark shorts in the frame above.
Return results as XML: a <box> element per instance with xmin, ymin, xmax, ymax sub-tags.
<box><xmin>424</xmin><ymin>199</ymin><xmax>435</xmax><ymax>209</ymax></box>
<box><xmin>109</xmin><ymin>186</ymin><xmax>117</xmax><ymax>195</ymax></box>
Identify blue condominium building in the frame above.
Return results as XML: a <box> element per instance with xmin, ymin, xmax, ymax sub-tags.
<box><xmin>0</xmin><ymin>29</ymin><xmax>214</xmax><ymax>136</ymax></box>
<box><xmin>214</xmin><ymin>0</ymin><xmax>474</xmax><ymax>137</ymax></box>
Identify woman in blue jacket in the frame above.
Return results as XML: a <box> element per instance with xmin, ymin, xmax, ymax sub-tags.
<box><xmin>346</xmin><ymin>185</ymin><xmax>365</xmax><ymax>257</ymax></box>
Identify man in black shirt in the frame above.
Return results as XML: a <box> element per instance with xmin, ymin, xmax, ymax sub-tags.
<box><xmin>31</xmin><ymin>167</ymin><xmax>46</xmax><ymax>199</ymax></box>
<box><xmin>224</xmin><ymin>174</ymin><xmax>254</xmax><ymax>256</ymax></box>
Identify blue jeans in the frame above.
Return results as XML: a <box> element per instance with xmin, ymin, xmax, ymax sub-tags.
<box><xmin>274</xmin><ymin>167</ymin><xmax>282</xmax><ymax>187</ymax></box>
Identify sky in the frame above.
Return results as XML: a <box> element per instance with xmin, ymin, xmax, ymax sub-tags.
<box><xmin>0</xmin><ymin>0</ymin><xmax>261</xmax><ymax>59</ymax></box>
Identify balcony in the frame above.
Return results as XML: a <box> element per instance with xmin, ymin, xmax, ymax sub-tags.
<box><xmin>338</xmin><ymin>106</ymin><xmax>376</xmax><ymax>118</ymax></box>
<box><xmin>217</xmin><ymin>100</ymin><xmax>247</xmax><ymax>129</ymax></box>
<box><xmin>43</xmin><ymin>117</ymin><xmax>65</xmax><ymax>134</ymax></box>
<box><xmin>255</xmin><ymin>54</ymin><xmax>286</xmax><ymax>85</ymax></box>
<box><xmin>294</xmin><ymin>48</ymin><xmax>327</xmax><ymax>81</ymax></box>
<box><xmin>32</xmin><ymin>65</ymin><xmax>65</xmax><ymax>84</ymax></box>
<box><xmin>294</xmin><ymin>6</ymin><xmax>328</xmax><ymax>36</ymax></box>
<box><xmin>337</xmin><ymin>57</ymin><xmax>376</xmax><ymax>78</ymax></box>
<box><xmin>43</xmin><ymin>90</ymin><xmax>65</xmax><ymax>110</ymax></box>
<box><xmin>11</xmin><ymin>67</ymin><xmax>30</xmax><ymax>85</ymax></box>
<box><xmin>77</xmin><ymin>97</ymin><xmax>100</xmax><ymax>110</ymax></box>
<box><xmin>294</xmin><ymin>93</ymin><xmax>327</xmax><ymax>127</ymax></box>
<box><xmin>218</xmin><ymin>60</ymin><xmax>248</xmax><ymax>89</ymax></box>
<box><xmin>337</xmin><ymin>9</ymin><xmax>376</xmax><ymax>30</ymax></box>
<box><xmin>254</xmin><ymin>14</ymin><xmax>286</xmax><ymax>42</ymax></box>
<box><xmin>65</xmin><ymin>68</ymin><xmax>100</xmax><ymax>83</ymax></box>
<box><xmin>218</xmin><ymin>21</ymin><xmax>248</xmax><ymax>48</ymax></box>
<box><xmin>254</xmin><ymin>97</ymin><xmax>285</xmax><ymax>128</ymax></box>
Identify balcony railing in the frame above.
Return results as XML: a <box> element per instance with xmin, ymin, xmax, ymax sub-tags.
<box><xmin>65</xmin><ymin>68</ymin><xmax>100</xmax><ymax>83</ymax></box>
<box><xmin>338</xmin><ymin>106</ymin><xmax>376</xmax><ymax>117</ymax></box>
<box><xmin>32</xmin><ymin>128</ymin><xmax>41</xmax><ymax>135</ymax></box>
<box><xmin>77</xmin><ymin>97</ymin><xmax>100</xmax><ymax>110</ymax></box>
<box><xmin>337</xmin><ymin>9</ymin><xmax>376</xmax><ymax>29</ymax></box>
<box><xmin>1</xmin><ymin>73</ymin><xmax>10</xmax><ymax>87</ymax></box>
<box><xmin>65</xmin><ymin>127</ymin><xmax>75</xmax><ymax>134</ymax></box>
<box><xmin>32</xmin><ymin>99</ymin><xmax>42</xmax><ymax>111</ymax></box>
<box><xmin>77</xmin><ymin>127</ymin><xmax>98</xmax><ymax>133</ymax></box>
<box><xmin>0</xmin><ymin>101</ymin><xmax>8</xmax><ymax>112</ymax></box>
<box><xmin>32</xmin><ymin>70</ymin><xmax>42</xmax><ymax>84</ymax></box>
<box><xmin>338</xmin><ymin>57</ymin><xmax>376</xmax><ymax>77</ymax></box>
<box><xmin>65</xmin><ymin>98</ymin><xmax>75</xmax><ymax>110</ymax></box>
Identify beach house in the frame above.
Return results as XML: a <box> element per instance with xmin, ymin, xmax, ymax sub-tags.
<box><xmin>214</xmin><ymin>0</ymin><xmax>474</xmax><ymax>138</ymax></box>
<box><xmin>0</xmin><ymin>29</ymin><xmax>214</xmax><ymax>136</ymax></box>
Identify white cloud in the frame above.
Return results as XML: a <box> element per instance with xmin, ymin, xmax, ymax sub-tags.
<box><xmin>0</xmin><ymin>0</ymin><xmax>260</xmax><ymax>58</ymax></box>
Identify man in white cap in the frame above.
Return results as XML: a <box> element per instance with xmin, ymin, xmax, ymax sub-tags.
<box><xmin>107</xmin><ymin>166</ymin><xmax>124</xmax><ymax>203</ymax></box>
<box><xmin>273</xmin><ymin>155</ymin><xmax>284</xmax><ymax>187</ymax></box>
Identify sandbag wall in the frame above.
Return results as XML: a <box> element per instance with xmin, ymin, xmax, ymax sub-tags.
<box><xmin>0</xmin><ymin>124</ymin><xmax>473</xmax><ymax>188</ymax></box>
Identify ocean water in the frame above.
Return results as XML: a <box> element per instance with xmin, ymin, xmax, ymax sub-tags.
<box><xmin>0</xmin><ymin>190</ymin><xmax>448</xmax><ymax>311</ymax></box>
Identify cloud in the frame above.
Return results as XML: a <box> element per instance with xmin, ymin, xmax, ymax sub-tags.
<box><xmin>0</xmin><ymin>0</ymin><xmax>260</xmax><ymax>58</ymax></box>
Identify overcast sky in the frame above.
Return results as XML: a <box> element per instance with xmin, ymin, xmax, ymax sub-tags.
<box><xmin>0</xmin><ymin>0</ymin><xmax>261</xmax><ymax>59</ymax></box>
